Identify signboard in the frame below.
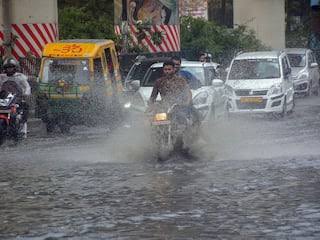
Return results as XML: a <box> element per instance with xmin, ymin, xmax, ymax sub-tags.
<box><xmin>115</xmin><ymin>0</ymin><xmax>179</xmax><ymax>25</ymax></box>
<box><xmin>179</xmin><ymin>0</ymin><xmax>208</xmax><ymax>19</ymax></box>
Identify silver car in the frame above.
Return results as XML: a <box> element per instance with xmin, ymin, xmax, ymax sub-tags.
<box><xmin>125</xmin><ymin>61</ymin><xmax>228</xmax><ymax>125</ymax></box>
<box><xmin>285</xmin><ymin>48</ymin><xmax>320</xmax><ymax>96</ymax></box>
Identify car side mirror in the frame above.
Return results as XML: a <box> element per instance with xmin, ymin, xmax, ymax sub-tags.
<box><xmin>311</xmin><ymin>62</ymin><xmax>318</xmax><ymax>68</ymax></box>
<box><xmin>212</xmin><ymin>79</ymin><xmax>224</xmax><ymax>87</ymax></box>
<box><xmin>129</xmin><ymin>80</ymin><xmax>140</xmax><ymax>91</ymax></box>
<box><xmin>225</xmin><ymin>67</ymin><xmax>230</xmax><ymax>73</ymax></box>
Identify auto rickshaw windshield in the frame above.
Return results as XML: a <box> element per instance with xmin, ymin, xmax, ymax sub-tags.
<box><xmin>42</xmin><ymin>59</ymin><xmax>90</xmax><ymax>85</ymax></box>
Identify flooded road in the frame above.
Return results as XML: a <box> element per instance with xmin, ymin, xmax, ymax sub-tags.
<box><xmin>1</xmin><ymin>96</ymin><xmax>320</xmax><ymax>239</ymax></box>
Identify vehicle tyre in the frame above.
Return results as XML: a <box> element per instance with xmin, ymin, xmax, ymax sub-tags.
<box><xmin>306</xmin><ymin>82</ymin><xmax>312</xmax><ymax>97</ymax></box>
<box><xmin>279</xmin><ymin>97</ymin><xmax>287</xmax><ymax>118</ymax></box>
<box><xmin>59</xmin><ymin>123</ymin><xmax>71</xmax><ymax>134</ymax></box>
<box><xmin>287</xmin><ymin>96</ymin><xmax>295</xmax><ymax>115</ymax></box>
<box><xmin>208</xmin><ymin>105</ymin><xmax>216</xmax><ymax>124</ymax></box>
<box><xmin>223</xmin><ymin>102</ymin><xmax>230</xmax><ymax>120</ymax></box>
<box><xmin>46</xmin><ymin>120</ymin><xmax>55</xmax><ymax>133</ymax></box>
<box><xmin>0</xmin><ymin>120</ymin><xmax>6</xmax><ymax>146</ymax></box>
<box><xmin>313</xmin><ymin>80</ymin><xmax>320</xmax><ymax>96</ymax></box>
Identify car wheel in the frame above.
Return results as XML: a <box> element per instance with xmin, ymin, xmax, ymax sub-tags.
<box><xmin>313</xmin><ymin>80</ymin><xmax>320</xmax><ymax>96</ymax></box>
<box><xmin>287</xmin><ymin>96</ymin><xmax>295</xmax><ymax>115</ymax></box>
<box><xmin>306</xmin><ymin>82</ymin><xmax>312</xmax><ymax>96</ymax></box>
<box><xmin>208</xmin><ymin>104</ymin><xmax>215</xmax><ymax>124</ymax></box>
<box><xmin>46</xmin><ymin>120</ymin><xmax>55</xmax><ymax>134</ymax></box>
<box><xmin>279</xmin><ymin>97</ymin><xmax>287</xmax><ymax>118</ymax></box>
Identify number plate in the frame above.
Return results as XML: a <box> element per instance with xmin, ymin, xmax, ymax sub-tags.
<box><xmin>240</xmin><ymin>97</ymin><xmax>263</xmax><ymax>103</ymax></box>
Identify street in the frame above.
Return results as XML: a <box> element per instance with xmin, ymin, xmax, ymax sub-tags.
<box><xmin>1</xmin><ymin>96</ymin><xmax>320</xmax><ymax>239</ymax></box>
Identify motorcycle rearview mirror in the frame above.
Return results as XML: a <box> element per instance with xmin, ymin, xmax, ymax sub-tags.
<box><xmin>212</xmin><ymin>79</ymin><xmax>224</xmax><ymax>87</ymax></box>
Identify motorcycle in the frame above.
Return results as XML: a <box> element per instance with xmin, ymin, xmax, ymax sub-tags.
<box><xmin>150</xmin><ymin>103</ymin><xmax>199</xmax><ymax>160</ymax></box>
<box><xmin>0</xmin><ymin>90</ymin><xmax>24</xmax><ymax>145</ymax></box>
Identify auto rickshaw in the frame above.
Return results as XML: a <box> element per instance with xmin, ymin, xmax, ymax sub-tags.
<box><xmin>36</xmin><ymin>39</ymin><xmax>123</xmax><ymax>133</ymax></box>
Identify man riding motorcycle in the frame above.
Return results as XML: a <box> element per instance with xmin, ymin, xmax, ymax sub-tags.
<box><xmin>148</xmin><ymin>61</ymin><xmax>200</xmax><ymax>157</ymax></box>
<box><xmin>0</xmin><ymin>58</ymin><xmax>31</xmax><ymax>137</ymax></box>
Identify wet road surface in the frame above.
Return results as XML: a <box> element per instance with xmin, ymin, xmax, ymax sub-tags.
<box><xmin>1</xmin><ymin>96</ymin><xmax>320</xmax><ymax>239</ymax></box>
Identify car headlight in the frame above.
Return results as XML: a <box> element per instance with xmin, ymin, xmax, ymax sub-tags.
<box><xmin>268</xmin><ymin>84</ymin><xmax>283</xmax><ymax>96</ymax></box>
<box><xmin>298</xmin><ymin>73</ymin><xmax>309</xmax><ymax>80</ymax></box>
<box><xmin>225</xmin><ymin>85</ymin><xmax>234</xmax><ymax>97</ymax></box>
<box><xmin>193</xmin><ymin>92</ymin><xmax>209</xmax><ymax>105</ymax></box>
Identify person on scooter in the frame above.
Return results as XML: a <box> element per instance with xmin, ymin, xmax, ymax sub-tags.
<box><xmin>0</xmin><ymin>58</ymin><xmax>31</xmax><ymax>137</ymax></box>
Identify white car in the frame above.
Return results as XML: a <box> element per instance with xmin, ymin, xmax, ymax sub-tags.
<box><xmin>125</xmin><ymin>61</ymin><xmax>228</xmax><ymax>124</ymax></box>
<box><xmin>285</xmin><ymin>48</ymin><xmax>320</xmax><ymax>96</ymax></box>
<box><xmin>225</xmin><ymin>51</ymin><xmax>295</xmax><ymax>116</ymax></box>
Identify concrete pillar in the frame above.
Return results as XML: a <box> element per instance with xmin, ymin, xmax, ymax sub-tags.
<box><xmin>233</xmin><ymin>0</ymin><xmax>285</xmax><ymax>50</ymax></box>
<box><xmin>1</xmin><ymin>0</ymin><xmax>13</xmax><ymax>57</ymax></box>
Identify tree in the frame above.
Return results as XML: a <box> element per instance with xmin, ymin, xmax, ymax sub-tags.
<box><xmin>180</xmin><ymin>16</ymin><xmax>267</xmax><ymax>66</ymax></box>
<box><xmin>58</xmin><ymin>0</ymin><xmax>115</xmax><ymax>39</ymax></box>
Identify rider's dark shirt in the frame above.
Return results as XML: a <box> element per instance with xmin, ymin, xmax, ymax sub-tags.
<box><xmin>149</xmin><ymin>74</ymin><xmax>191</xmax><ymax>106</ymax></box>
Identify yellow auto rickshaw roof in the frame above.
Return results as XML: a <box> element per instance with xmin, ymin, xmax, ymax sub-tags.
<box><xmin>42</xmin><ymin>39</ymin><xmax>115</xmax><ymax>58</ymax></box>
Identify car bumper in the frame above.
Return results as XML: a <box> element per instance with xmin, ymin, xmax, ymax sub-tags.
<box><xmin>228</xmin><ymin>94</ymin><xmax>285</xmax><ymax>114</ymax></box>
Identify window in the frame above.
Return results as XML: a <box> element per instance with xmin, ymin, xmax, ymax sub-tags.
<box><xmin>307</xmin><ymin>52</ymin><xmax>313</xmax><ymax>66</ymax></box>
<box><xmin>229</xmin><ymin>59</ymin><xmax>280</xmax><ymax>80</ymax></box>
<box><xmin>104</xmin><ymin>48</ymin><xmax>115</xmax><ymax>75</ymax></box>
<box><xmin>93</xmin><ymin>58</ymin><xmax>105</xmax><ymax>86</ymax></box>
<box><xmin>42</xmin><ymin>59</ymin><xmax>90</xmax><ymax>84</ymax></box>
<box><xmin>282</xmin><ymin>57</ymin><xmax>290</xmax><ymax>76</ymax></box>
<box><xmin>142</xmin><ymin>67</ymin><xmax>163</xmax><ymax>87</ymax></box>
<box><xmin>208</xmin><ymin>0</ymin><xmax>233</xmax><ymax>28</ymax></box>
<box><xmin>287</xmin><ymin>54</ymin><xmax>306</xmax><ymax>67</ymax></box>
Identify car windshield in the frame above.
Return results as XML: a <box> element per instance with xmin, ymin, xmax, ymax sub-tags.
<box><xmin>127</xmin><ymin>62</ymin><xmax>154</xmax><ymax>81</ymax></box>
<box><xmin>229</xmin><ymin>59</ymin><xmax>280</xmax><ymax>80</ymax></box>
<box><xmin>287</xmin><ymin>53</ymin><xmax>306</xmax><ymax>67</ymax></box>
<box><xmin>42</xmin><ymin>59</ymin><xmax>90</xmax><ymax>84</ymax></box>
<box><xmin>142</xmin><ymin>66</ymin><xmax>206</xmax><ymax>87</ymax></box>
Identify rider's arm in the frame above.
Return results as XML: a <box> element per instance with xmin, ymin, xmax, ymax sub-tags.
<box><xmin>179</xmin><ymin>77</ymin><xmax>193</xmax><ymax>106</ymax></box>
<box><xmin>149</xmin><ymin>79</ymin><xmax>160</xmax><ymax>105</ymax></box>
<box><xmin>20</xmin><ymin>74</ymin><xmax>31</xmax><ymax>96</ymax></box>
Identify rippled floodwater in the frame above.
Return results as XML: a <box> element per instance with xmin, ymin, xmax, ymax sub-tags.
<box><xmin>1</xmin><ymin>96</ymin><xmax>320</xmax><ymax>239</ymax></box>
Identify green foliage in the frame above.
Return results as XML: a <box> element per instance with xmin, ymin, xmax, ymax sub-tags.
<box><xmin>58</xmin><ymin>0</ymin><xmax>115</xmax><ymax>40</ymax></box>
<box><xmin>180</xmin><ymin>16</ymin><xmax>268</xmax><ymax>64</ymax></box>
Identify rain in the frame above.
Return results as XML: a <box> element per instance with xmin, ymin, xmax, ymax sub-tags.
<box><xmin>1</xmin><ymin>0</ymin><xmax>320</xmax><ymax>239</ymax></box>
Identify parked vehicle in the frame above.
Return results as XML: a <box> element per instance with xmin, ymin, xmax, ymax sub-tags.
<box><xmin>285</xmin><ymin>48</ymin><xmax>320</xmax><ymax>96</ymax></box>
<box><xmin>125</xmin><ymin>61</ymin><xmax>228</xmax><ymax>125</ymax></box>
<box><xmin>225</xmin><ymin>51</ymin><xmax>295</xmax><ymax>117</ymax></box>
<box><xmin>0</xmin><ymin>82</ymin><xmax>24</xmax><ymax>145</ymax></box>
<box><xmin>36</xmin><ymin>39</ymin><xmax>123</xmax><ymax>133</ymax></box>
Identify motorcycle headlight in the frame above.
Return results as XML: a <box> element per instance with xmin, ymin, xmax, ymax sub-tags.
<box><xmin>268</xmin><ymin>84</ymin><xmax>283</xmax><ymax>96</ymax></box>
<box><xmin>193</xmin><ymin>92</ymin><xmax>209</xmax><ymax>105</ymax></box>
<box><xmin>154</xmin><ymin>113</ymin><xmax>168</xmax><ymax>121</ymax></box>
